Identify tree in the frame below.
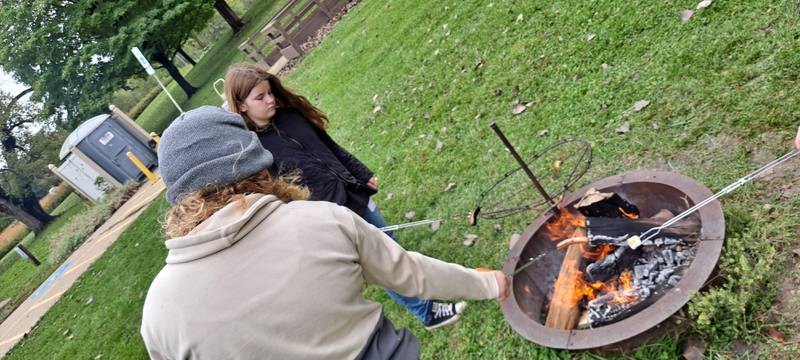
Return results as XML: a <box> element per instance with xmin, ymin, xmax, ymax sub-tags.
<box><xmin>0</xmin><ymin>0</ymin><xmax>215</xmax><ymax>128</ymax></box>
<box><xmin>0</xmin><ymin>90</ymin><xmax>65</xmax><ymax>234</ymax></box>
<box><xmin>214</xmin><ymin>0</ymin><xmax>245</xmax><ymax>34</ymax></box>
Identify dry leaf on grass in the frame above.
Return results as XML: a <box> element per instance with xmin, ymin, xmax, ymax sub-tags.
<box><xmin>372</xmin><ymin>105</ymin><xmax>382</xmax><ymax>113</ymax></box>
<box><xmin>405</xmin><ymin>211</ymin><xmax>415</xmax><ymax>220</ymax></box>
<box><xmin>537</xmin><ymin>129</ymin><xmax>549</xmax><ymax>136</ymax></box>
<box><xmin>682</xmin><ymin>338</ymin><xmax>706</xmax><ymax>360</ymax></box>
<box><xmin>696</xmin><ymin>0</ymin><xmax>713</xmax><ymax>10</ymax></box>
<box><xmin>494</xmin><ymin>223</ymin><xmax>502</xmax><ymax>231</ymax></box>
<box><xmin>616</xmin><ymin>122</ymin><xmax>631</xmax><ymax>134</ymax></box>
<box><xmin>680</xmin><ymin>10</ymin><xmax>694</xmax><ymax>22</ymax></box>
<box><xmin>430</xmin><ymin>220</ymin><xmax>441</xmax><ymax>231</ymax></box>
<box><xmin>512</xmin><ymin>103</ymin><xmax>528</xmax><ymax>115</ymax></box>
<box><xmin>766</xmin><ymin>326</ymin><xmax>786</xmax><ymax>343</ymax></box>
<box><xmin>435</xmin><ymin>140</ymin><xmax>444</xmax><ymax>152</ymax></box>
<box><xmin>586</xmin><ymin>33</ymin><xmax>596</xmax><ymax>41</ymax></box>
<box><xmin>385</xmin><ymin>192</ymin><xmax>394</xmax><ymax>200</ymax></box>
<box><xmin>554</xmin><ymin>160</ymin><xmax>562</xmax><ymax>172</ymax></box>
<box><xmin>463</xmin><ymin>234</ymin><xmax>478</xmax><ymax>247</ymax></box>
<box><xmin>443</xmin><ymin>182</ymin><xmax>456</xmax><ymax>192</ymax></box>
<box><xmin>633</xmin><ymin>99</ymin><xmax>651</xmax><ymax>111</ymax></box>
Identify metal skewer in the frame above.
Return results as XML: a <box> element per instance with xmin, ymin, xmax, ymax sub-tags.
<box><xmin>637</xmin><ymin>149</ymin><xmax>800</xmax><ymax>243</ymax></box>
<box><xmin>379</xmin><ymin>219</ymin><xmax>439</xmax><ymax>232</ymax></box>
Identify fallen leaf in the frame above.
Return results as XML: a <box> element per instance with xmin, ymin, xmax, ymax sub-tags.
<box><xmin>766</xmin><ymin>326</ymin><xmax>786</xmax><ymax>343</ymax></box>
<box><xmin>440</xmin><ymin>127</ymin><xmax>447</xmax><ymax>133</ymax></box>
<box><xmin>443</xmin><ymin>182</ymin><xmax>456</xmax><ymax>192</ymax></box>
<box><xmin>633</xmin><ymin>99</ymin><xmax>650</xmax><ymax>111</ymax></box>
<box><xmin>494</xmin><ymin>223</ymin><xmax>502</xmax><ymax>231</ymax></box>
<box><xmin>435</xmin><ymin>140</ymin><xmax>444</xmax><ymax>152</ymax></box>
<box><xmin>430</xmin><ymin>220</ymin><xmax>441</xmax><ymax>231</ymax></box>
<box><xmin>512</xmin><ymin>103</ymin><xmax>528</xmax><ymax>115</ymax></box>
<box><xmin>509</xmin><ymin>233</ymin><xmax>521</xmax><ymax>249</ymax></box>
<box><xmin>696</xmin><ymin>0</ymin><xmax>713</xmax><ymax>10</ymax></box>
<box><xmin>423</xmin><ymin>112</ymin><xmax>431</xmax><ymax>120</ymax></box>
<box><xmin>601</xmin><ymin>63</ymin><xmax>610</xmax><ymax>69</ymax></box>
<box><xmin>463</xmin><ymin>234</ymin><xmax>478</xmax><ymax>247</ymax></box>
<box><xmin>385</xmin><ymin>192</ymin><xmax>394</xmax><ymax>200</ymax></box>
<box><xmin>405</xmin><ymin>211</ymin><xmax>415</xmax><ymax>220</ymax></box>
<box><xmin>554</xmin><ymin>160</ymin><xmax>562</xmax><ymax>172</ymax></box>
<box><xmin>443</xmin><ymin>23</ymin><xmax>448</xmax><ymax>30</ymax></box>
<box><xmin>516</xmin><ymin>14</ymin><xmax>524</xmax><ymax>22</ymax></box>
<box><xmin>682</xmin><ymin>338</ymin><xmax>706</xmax><ymax>360</ymax></box>
<box><xmin>616</xmin><ymin>122</ymin><xmax>631</xmax><ymax>134</ymax></box>
<box><xmin>537</xmin><ymin>129</ymin><xmax>549</xmax><ymax>136</ymax></box>
<box><xmin>792</xmin><ymin>246</ymin><xmax>800</xmax><ymax>257</ymax></box>
<box><xmin>372</xmin><ymin>105</ymin><xmax>382</xmax><ymax>113</ymax></box>
<box><xmin>586</xmin><ymin>33</ymin><xmax>596</xmax><ymax>41</ymax></box>
<box><xmin>680</xmin><ymin>9</ymin><xmax>694</xmax><ymax>22</ymax></box>
<box><xmin>85</xmin><ymin>296</ymin><xmax>94</xmax><ymax>305</ymax></box>
<box><xmin>652</xmin><ymin>122</ymin><xmax>659</xmax><ymax>130</ymax></box>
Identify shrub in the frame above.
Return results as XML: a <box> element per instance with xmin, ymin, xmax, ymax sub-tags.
<box><xmin>47</xmin><ymin>182</ymin><xmax>140</xmax><ymax>264</ymax></box>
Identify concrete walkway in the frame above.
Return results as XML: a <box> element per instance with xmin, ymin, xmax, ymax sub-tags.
<box><xmin>0</xmin><ymin>178</ymin><xmax>166</xmax><ymax>357</ymax></box>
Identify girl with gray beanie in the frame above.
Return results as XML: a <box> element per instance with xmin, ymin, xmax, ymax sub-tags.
<box><xmin>140</xmin><ymin>106</ymin><xmax>509</xmax><ymax>360</ymax></box>
<box><xmin>224</xmin><ymin>63</ymin><xmax>467</xmax><ymax>331</ymax></box>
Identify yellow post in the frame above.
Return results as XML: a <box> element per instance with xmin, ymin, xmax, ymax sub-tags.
<box><xmin>127</xmin><ymin>151</ymin><xmax>158</xmax><ymax>183</ymax></box>
<box><xmin>149</xmin><ymin>132</ymin><xmax>161</xmax><ymax>144</ymax></box>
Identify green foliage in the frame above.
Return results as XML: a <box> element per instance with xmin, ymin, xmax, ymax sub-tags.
<box><xmin>0</xmin><ymin>0</ymin><xmax>215</xmax><ymax>127</ymax></box>
<box><xmin>688</xmin><ymin>205</ymin><xmax>786</xmax><ymax>345</ymax></box>
<box><xmin>48</xmin><ymin>182</ymin><xmax>139</xmax><ymax>264</ymax></box>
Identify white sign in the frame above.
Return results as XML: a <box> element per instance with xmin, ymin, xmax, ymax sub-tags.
<box><xmin>131</xmin><ymin>47</ymin><xmax>155</xmax><ymax>75</ymax></box>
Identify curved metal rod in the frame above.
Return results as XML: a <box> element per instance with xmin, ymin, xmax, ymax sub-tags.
<box><xmin>640</xmin><ymin>149</ymin><xmax>800</xmax><ymax>242</ymax></box>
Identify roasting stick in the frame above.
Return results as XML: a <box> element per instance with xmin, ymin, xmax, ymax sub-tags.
<box><xmin>629</xmin><ymin>149</ymin><xmax>800</xmax><ymax>248</ymax></box>
<box><xmin>379</xmin><ymin>219</ymin><xmax>440</xmax><ymax>232</ymax></box>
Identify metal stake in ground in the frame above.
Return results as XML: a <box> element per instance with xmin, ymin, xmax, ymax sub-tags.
<box><xmin>489</xmin><ymin>122</ymin><xmax>556</xmax><ymax>206</ymax></box>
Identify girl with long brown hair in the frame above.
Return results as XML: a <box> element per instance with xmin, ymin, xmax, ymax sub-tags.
<box><xmin>223</xmin><ymin>63</ymin><xmax>466</xmax><ymax>330</ymax></box>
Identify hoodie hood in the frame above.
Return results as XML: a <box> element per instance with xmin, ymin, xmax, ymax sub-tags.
<box><xmin>164</xmin><ymin>194</ymin><xmax>281</xmax><ymax>264</ymax></box>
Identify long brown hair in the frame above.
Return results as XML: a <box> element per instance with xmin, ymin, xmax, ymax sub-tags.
<box><xmin>224</xmin><ymin>63</ymin><xmax>328</xmax><ymax>130</ymax></box>
<box><xmin>165</xmin><ymin>169</ymin><xmax>310</xmax><ymax>238</ymax></box>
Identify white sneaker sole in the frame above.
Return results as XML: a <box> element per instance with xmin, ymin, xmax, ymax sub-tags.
<box><xmin>425</xmin><ymin>301</ymin><xmax>468</xmax><ymax>331</ymax></box>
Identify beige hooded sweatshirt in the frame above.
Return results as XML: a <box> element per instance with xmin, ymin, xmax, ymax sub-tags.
<box><xmin>141</xmin><ymin>194</ymin><xmax>499</xmax><ymax>359</ymax></box>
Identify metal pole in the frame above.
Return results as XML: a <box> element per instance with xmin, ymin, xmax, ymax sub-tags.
<box><xmin>489</xmin><ymin>122</ymin><xmax>556</xmax><ymax>206</ymax></box>
<box><xmin>153</xmin><ymin>74</ymin><xmax>184</xmax><ymax>114</ymax></box>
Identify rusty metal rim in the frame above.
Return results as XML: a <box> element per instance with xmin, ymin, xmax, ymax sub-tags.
<box><xmin>500</xmin><ymin>170</ymin><xmax>725</xmax><ymax>350</ymax></box>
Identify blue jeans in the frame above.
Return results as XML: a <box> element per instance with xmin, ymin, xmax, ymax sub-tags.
<box><xmin>360</xmin><ymin>200</ymin><xmax>433</xmax><ymax>325</ymax></box>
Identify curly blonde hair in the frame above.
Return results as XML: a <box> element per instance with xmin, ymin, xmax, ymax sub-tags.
<box><xmin>165</xmin><ymin>170</ymin><xmax>309</xmax><ymax>238</ymax></box>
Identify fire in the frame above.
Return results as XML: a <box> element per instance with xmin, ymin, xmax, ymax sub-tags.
<box><xmin>582</xmin><ymin>243</ymin><xmax>614</xmax><ymax>260</ymax></box>
<box><xmin>545</xmin><ymin>208</ymin><xmax>586</xmax><ymax>239</ymax></box>
<box><xmin>618</xmin><ymin>207</ymin><xmax>639</xmax><ymax>219</ymax></box>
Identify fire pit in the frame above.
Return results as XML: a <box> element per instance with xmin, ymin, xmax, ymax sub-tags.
<box><xmin>500</xmin><ymin>170</ymin><xmax>724</xmax><ymax>350</ymax></box>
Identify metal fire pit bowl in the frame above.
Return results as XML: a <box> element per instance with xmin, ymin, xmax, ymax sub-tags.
<box><xmin>500</xmin><ymin>170</ymin><xmax>725</xmax><ymax>350</ymax></box>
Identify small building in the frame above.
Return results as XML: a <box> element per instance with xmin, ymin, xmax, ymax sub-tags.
<box><xmin>50</xmin><ymin>106</ymin><xmax>157</xmax><ymax>202</ymax></box>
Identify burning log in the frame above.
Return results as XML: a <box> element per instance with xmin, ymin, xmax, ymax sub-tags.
<box><xmin>585</xmin><ymin>215</ymin><xmax>700</xmax><ymax>245</ymax></box>
<box><xmin>585</xmin><ymin>246</ymin><xmax>631</xmax><ymax>283</ymax></box>
<box><xmin>544</xmin><ymin>243</ymin><xmax>585</xmax><ymax>330</ymax></box>
<box><xmin>575</xmin><ymin>188</ymin><xmax>640</xmax><ymax>218</ymax></box>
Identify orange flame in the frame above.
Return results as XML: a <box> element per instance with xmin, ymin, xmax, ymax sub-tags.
<box><xmin>546</xmin><ymin>208</ymin><xmax>586</xmax><ymax>240</ymax></box>
<box><xmin>582</xmin><ymin>243</ymin><xmax>615</xmax><ymax>260</ymax></box>
<box><xmin>618</xmin><ymin>207</ymin><xmax>639</xmax><ymax>219</ymax></box>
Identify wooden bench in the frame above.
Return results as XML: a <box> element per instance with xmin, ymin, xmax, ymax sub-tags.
<box><xmin>239</xmin><ymin>0</ymin><xmax>349</xmax><ymax>68</ymax></box>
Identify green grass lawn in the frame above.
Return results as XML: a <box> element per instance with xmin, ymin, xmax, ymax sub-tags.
<box><xmin>0</xmin><ymin>194</ymin><xmax>88</xmax><ymax>320</ymax></box>
<box><xmin>7</xmin><ymin>0</ymin><xmax>800</xmax><ymax>358</ymax></box>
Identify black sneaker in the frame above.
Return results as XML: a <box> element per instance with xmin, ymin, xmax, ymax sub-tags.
<box><xmin>424</xmin><ymin>301</ymin><xmax>467</xmax><ymax>331</ymax></box>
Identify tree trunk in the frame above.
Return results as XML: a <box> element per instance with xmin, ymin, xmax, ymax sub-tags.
<box><xmin>0</xmin><ymin>196</ymin><xmax>48</xmax><ymax>234</ymax></box>
<box><xmin>21</xmin><ymin>196</ymin><xmax>54</xmax><ymax>225</ymax></box>
<box><xmin>190</xmin><ymin>32</ymin><xmax>207</xmax><ymax>49</ymax></box>
<box><xmin>214</xmin><ymin>0</ymin><xmax>245</xmax><ymax>34</ymax></box>
<box><xmin>151</xmin><ymin>49</ymin><xmax>197</xmax><ymax>97</ymax></box>
<box><xmin>176</xmin><ymin>46</ymin><xmax>197</xmax><ymax>66</ymax></box>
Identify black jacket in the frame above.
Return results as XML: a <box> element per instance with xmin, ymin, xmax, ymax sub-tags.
<box><xmin>258</xmin><ymin>109</ymin><xmax>375</xmax><ymax>212</ymax></box>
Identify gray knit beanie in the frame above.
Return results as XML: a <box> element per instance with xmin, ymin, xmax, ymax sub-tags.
<box><xmin>159</xmin><ymin>106</ymin><xmax>274</xmax><ymax>205</ymax></box>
